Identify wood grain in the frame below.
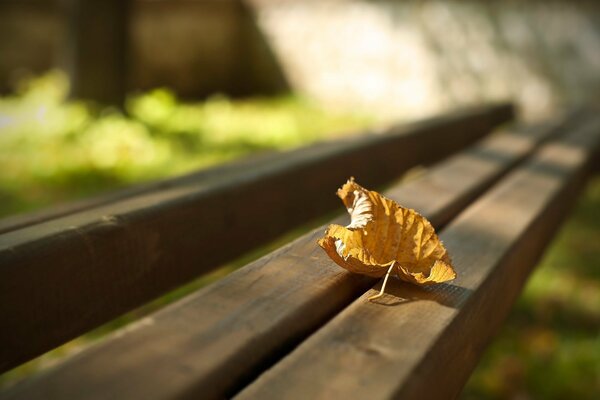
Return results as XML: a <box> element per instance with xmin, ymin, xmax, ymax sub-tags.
<box><xmin>2</xmin><ymin>114</ymin><xmax>572</xmax><ymax>399</ymax></box>
<box><xmin>0</xmin><ymin>104</ymin><xmax>513</xmax><ymax>372</ymax></box>
<box><xmin>236</xmin><ymin>116</ymin><xmax>600</xmax><ymax>400</ymax></box>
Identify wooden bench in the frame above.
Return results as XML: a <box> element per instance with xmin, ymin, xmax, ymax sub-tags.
<box><xmin>1</xmin><ymin>103</ymin><xmax>599</xmax><ymax>399</ymax></box>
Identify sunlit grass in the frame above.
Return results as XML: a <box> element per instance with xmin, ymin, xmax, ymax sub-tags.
<box><xmin>0</xmin><ymin>71</ymin><xmax>374</xmax><ymax>217</ymax></box>
<box><xmin>463</xmin><ymin>176</ymin><xmax>600</xmax><ymax>400</ymax></box>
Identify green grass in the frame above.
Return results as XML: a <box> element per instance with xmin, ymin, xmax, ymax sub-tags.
<box><xmin>462</xmin><ymin>176</ymin><xmax>600</xmax><ymax>400</ymax></box>
<box><xmin>0</xmin><ymin>71</ymin><xmax>373</xmax><ymax>218</ymax></box>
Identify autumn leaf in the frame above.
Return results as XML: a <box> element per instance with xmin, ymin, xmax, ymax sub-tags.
<box><xmin>317</xmin><ymin>178</ymin><xmax>456</xmax><ymax>299</ymax></box>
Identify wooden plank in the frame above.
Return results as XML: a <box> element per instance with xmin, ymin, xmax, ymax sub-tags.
<box><xmin>0</xmin><ymin>104</ymin><xmax>513</xmax><ymax>372</ymax></box>
<box><xmin>0</xmin><ymin>104</ymin><xmax>512</xmax><ymax>235</ymax></box>
<box><xmin>2</xmin><ymin>115</ymin><xmax>571</xmax><ymax>399</ymax></box>
<box><xmin>236</xmin><ymin>116</ymin><xmax>600</xmax><ymax>400</ymax></box>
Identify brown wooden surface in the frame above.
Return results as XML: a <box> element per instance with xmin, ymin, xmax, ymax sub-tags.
<box><xmin>0</xmin><ymin>104</ymin><xmax>513</xmax><ymax>372</ymax></box>
<box><xmin>0</xmin><ymin>104</ymin><xmax>512</xmax><ymax>235</ymax></box>
<box><xmin>236</xmin><ymin>116</ymin><xmax>600</xmax><ymax>400</ymax></box>
<box><xmin>1</xmin><ymin>114</ymin><xmax>572</xmax><ymax>399</ymax></box>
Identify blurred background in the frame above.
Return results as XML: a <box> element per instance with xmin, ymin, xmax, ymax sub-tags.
<box><xmin>0</xmin><ymin>0</ymin><xmax>599</xmax><ymax>398</ymax></box>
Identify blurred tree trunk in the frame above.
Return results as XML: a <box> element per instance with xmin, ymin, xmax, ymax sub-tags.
<box><xmin>63</xmin><ymin>0</ymin><xmax>130</xmax><ymax>106</ymax></box>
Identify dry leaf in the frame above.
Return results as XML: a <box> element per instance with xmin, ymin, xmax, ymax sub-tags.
<box><xmin>318</xmin><ymin>178</ymin><xmax>456</xmax><ymax>292</ymax></box>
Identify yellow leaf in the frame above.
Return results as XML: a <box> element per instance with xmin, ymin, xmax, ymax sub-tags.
<box><xmin>317</xmin><ymin>178</ymin><xmax>456</xmax><ymax>289</ymax></box>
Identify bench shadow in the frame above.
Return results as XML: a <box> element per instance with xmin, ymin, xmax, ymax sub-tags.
<box><xmin>370</xmin><ymin>278</ymin><xmax>473</xmax><ymax>309</ymax></box>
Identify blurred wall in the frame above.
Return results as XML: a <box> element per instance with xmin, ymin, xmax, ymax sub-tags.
<box><xmin>250</xmin><ymin>0</ymin><xmax>600</xmax><ymax>119</ymax></box>
<box><xmin>2</xmin><ymin>0</ymin><xmax>600</xmax><ymax>118</ymax></box>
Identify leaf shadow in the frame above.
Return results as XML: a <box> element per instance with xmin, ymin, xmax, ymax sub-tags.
<box><xmin>369</xmin><ymin>278</ymin><xmax>473</xmax><ymax>309</ymax></box>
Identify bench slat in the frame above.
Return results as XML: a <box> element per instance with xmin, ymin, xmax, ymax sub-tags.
<box><xmin>236</xmin><ymin>116</ymin><xmax>600</xmax><ymax>400</ymax></box>
<box><xmin>0</xmin><ymin>104</ymin><xmax>513</xmax><ymax>372</ymax></box>
<box><xmin>0</xmin><ymin>104</ymin><xmax>513</xmax><ymax>235</ymax></box>
<box><xmin>3</xmin><ymin>115</ymin><xmax>571</xmax><ymax>399</ymax></box>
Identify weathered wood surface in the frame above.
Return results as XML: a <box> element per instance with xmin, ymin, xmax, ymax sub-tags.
<box><xmin>237</xmin><ymin>116</ymin><xmax>600</xmax><ymax>400</ymax></box>
<box><xmin>2</xmin><ymin>115</ymin><xmax>572</xmax><ymax>399</ymax></box>
<box><xmin>0</xmin><ymin>104</ymin><xmax>512</xmax><ymax>235</ymax></box>
<box><xmin>0</xmin><ymin>104</ymin><xmax>513</xmax><ymax>372</ymax></box>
